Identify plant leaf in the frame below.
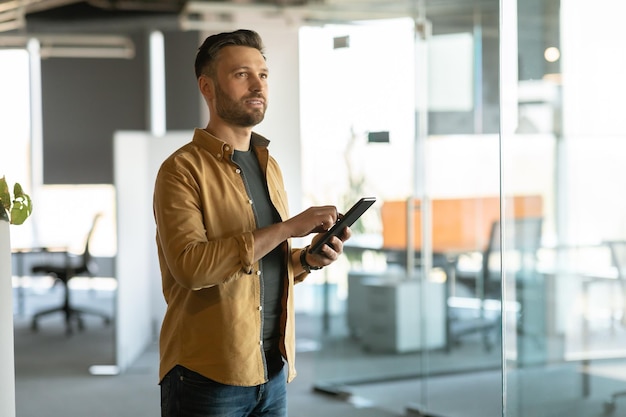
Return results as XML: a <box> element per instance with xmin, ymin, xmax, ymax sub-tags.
<box><xmin>0</xmin><ymin>176</ymin><xmax>10</xmax><ymax>212</ymax></box>
<box><xmin>11</xmin><ymin>204</ymin><xmax>28</xmax><ymax>225</ymax></box>
<box><xmin>10</xmin><ymin>182</ymin><xmax>33</xmax><ymax>225</ymax></box>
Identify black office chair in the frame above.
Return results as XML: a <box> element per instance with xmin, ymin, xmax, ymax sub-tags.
<box><xmin>448</xmin><ymin>217</ymin><xmax>544</xmax><ymax>351</ymax></box>
<box><xmin>601</xmin><ymin>240</ymin><xmax>626</xmax><ymax>415</ymax></box>
<box><xmin>30</xmin><ymin>213</ymin><xmax>111</xmax><ymax>335</ymax></box>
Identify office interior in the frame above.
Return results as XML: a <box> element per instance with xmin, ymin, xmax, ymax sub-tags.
<box><xmin>2</xmin><ymin>0</ymin><xmax>626</xmax><ymax>416</ymax></box>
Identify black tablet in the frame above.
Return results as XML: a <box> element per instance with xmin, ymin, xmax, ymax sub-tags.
<box><xmin>309</xmin><ymin>197</ymin><xmax>377</xmax><ymax>254</ymax></box>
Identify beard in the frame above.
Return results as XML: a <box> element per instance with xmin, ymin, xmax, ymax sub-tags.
<box><xmin>214</xmin><ymin>82</ymin><xmax>267</xmax><ymax>127</ymax></box>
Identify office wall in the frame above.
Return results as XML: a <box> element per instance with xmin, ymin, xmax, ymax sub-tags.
<box><xmin>40</xmin><ymin>33</ymin><xmax>146</xmax><ymax>185</ymax></box>
<box><xmin>113</xmin><ymin>131</ymin><xmax>153</xmax><ymax>372</ymax></box>
<box><xmin>560</xmin><ymin>0</ymin><xmax>626</xmax><ymax>242</ymax></box>
<box><xmin>164</xmin><ymin>30</ymin><xmax>202</xmax><ymax>131</ymax></box>
<box><xmin>40</xmin><ymin>30</ymin><xmax>201</xmax><ymax>185</ymax></box>
<box><xmin>114</xmin><ymin>130</ymin><xmax>192</xmax><ymax>372</ymax></box>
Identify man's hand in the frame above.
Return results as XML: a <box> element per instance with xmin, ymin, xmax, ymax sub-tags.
<box><xmin>284</xmin><ymin>205</ymin><xmax>339</xmax><ymax>237</ymax></box>
<box><xmin>253</xmin><ymin>205</ymin><xmax>338</xmax><ymax>263</ymax></box>
<box><xmin>304</xmin><ymin>225</ymin><xmax>352</xmax><ymax>269</ymax></box>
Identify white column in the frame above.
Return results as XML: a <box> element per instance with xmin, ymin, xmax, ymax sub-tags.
<box><xmin>149</xmin><ymin>30</ymin><xmax>166</xmax><ymax>137</ymax></box>
<box><xmin>0</xmin><ymin>221</ymin><xmax>16</xmax><ymax>417</ymax></box>
<box><xmin>27</xmin><ymin>39</ymin><xmax>43</xmax><ymax>188</ymax></box>
<box><xmin>27</xmin><ymin>39</ymin><xmax>43</xmax><ymax>245</ymax></box>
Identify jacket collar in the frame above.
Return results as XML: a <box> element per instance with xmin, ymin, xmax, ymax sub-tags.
<box><xmin>192</xmin><ymin>128</ymin><xmax>270</xmax><ymax>161</ymax></box>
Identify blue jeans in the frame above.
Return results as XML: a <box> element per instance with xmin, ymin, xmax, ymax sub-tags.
<box><xmin>160</xmin><ymin>365</ymin><xmax>287</xmax><ymax>417</ymax></box>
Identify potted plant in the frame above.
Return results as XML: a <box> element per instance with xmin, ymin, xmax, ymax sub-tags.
<box><xmin>0</xmin><ymin>175</ymin><xmax>32</xmax><ymax>417</ymax></box>
<box><xmin>1</xmin><ymin>176</ymin><xmax>32</xmax><ymax>225</ymax></box>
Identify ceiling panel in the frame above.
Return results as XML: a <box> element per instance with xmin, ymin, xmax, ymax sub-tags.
<box><xmin>0</xmin><ymin>0</ymin><xmax>501</xmax><ymax>34</ymax></box>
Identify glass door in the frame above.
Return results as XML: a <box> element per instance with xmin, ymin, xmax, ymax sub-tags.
<box><xmin>503</xmin><ymin>0</ymin><xmax>626</xmax><ymax>416</ymax></box>
<box><xmin>298</xmin><ymin>1</ymin><xmax>503</xmax><ymax>415</ymax></box>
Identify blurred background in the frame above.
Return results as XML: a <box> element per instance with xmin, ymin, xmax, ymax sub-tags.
<box><xmin>3</xmin><ymin>0</ymin><xmax>626</xmax><ymax>416</ymax></box>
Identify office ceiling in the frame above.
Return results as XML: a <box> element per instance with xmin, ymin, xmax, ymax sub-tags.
<box><xmin>1</xmin><ymin>0</ymin><xmax>500</xmax><ymax>34</ymax></box>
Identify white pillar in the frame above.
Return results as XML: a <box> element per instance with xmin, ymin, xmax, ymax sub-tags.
<box><xmin>0</xmin><ymin>221</ymin><xmax>16</xmax><ymax>417</ymax></box>
<box><xmin>149</xmin><ymin>30</ymin><xmax>166</xmax><ymax>137</ymax></box>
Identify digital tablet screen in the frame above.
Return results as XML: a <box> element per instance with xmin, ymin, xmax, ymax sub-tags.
<box><xmin>309</xmin><ymin>197</ymin><xmax>376</xmax><ymax>254</ymax></box>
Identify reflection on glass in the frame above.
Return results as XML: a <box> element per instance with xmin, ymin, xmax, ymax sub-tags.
<box><xmin>299</xmin><ymin>1</ymin><xmax>504</xmax><ymax>415</ymax></box>
<box><xmin>504</xmin><ymin>1</ymin><xmax>626</xmax><ymax>417</ymax></box>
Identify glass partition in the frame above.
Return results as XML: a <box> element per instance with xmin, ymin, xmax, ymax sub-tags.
<box><xmin>503</xmin><ymin>0</ymin><xmax>626</xmax><ymax>416</ymax></box>
<box><xmin>299</xmin><ymin>1</ymin><xmax>504</xmax><ymax>415</ymax></box>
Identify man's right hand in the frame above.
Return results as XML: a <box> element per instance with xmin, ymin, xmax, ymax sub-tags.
<box><xmin>286</xmin><ymin>206</ymin><xmax>339</xmax><ymax>238</ymax></box>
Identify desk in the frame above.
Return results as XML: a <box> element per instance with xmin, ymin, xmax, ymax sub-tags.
<box><xmin>344</xmin><ymin>242</ymin><xmax>457</xmax><ymax>272</ymax></box>
<box><xmin>344</xmin><ymin>242</ymin><xmax>454</xmax><ymax>352</ymax></box>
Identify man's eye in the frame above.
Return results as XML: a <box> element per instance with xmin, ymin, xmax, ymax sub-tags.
<box><xmin>236</xmin><ymin>72</ymin><xmax>248</xmax><ymax>78</ymax></box>
<box><xmin>260</xmin><ymin>73</ymin><xmax>268</xmax><ymax>79</ymax></box>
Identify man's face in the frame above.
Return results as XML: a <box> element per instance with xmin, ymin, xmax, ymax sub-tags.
<box><xmin>212</xmin><ymin>45</ymin><xmax>269</xmax><ymax>127</ymax></box>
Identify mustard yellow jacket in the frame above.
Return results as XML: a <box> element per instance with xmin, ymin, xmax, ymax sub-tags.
<box><xmin>153</xmin><ymin>128</ymin><xmax>307</xmax><ymax>386</ymax></box>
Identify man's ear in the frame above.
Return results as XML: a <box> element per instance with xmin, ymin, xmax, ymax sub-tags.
<box><xmin>198</xmin><ymin>75</ymin><xmax>215</xmax><ymax>99</ymax></box>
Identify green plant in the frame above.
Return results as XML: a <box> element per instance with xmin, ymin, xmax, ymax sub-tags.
<box><xmin>0</xmin><ymin>176</ymin><xmax>32</xmax><ymax>225</ymax></box>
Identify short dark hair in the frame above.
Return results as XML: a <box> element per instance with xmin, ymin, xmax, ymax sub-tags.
<box><xmin>194</xmin><ymin>29</ymin><xmax>266</xmax><ymax>79</ymax></box>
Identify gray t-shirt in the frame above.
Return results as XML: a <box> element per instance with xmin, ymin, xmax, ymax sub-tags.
<box><xmin>232</xmin><ymin>148</ymin><xmax>284</xmax><ymax>358</ymax></box>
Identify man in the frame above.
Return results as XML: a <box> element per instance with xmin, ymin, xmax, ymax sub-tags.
<box><xmin>153</xmin><ymin>29</ymin><xmax>350</xmax><ymax>417</ymax></box>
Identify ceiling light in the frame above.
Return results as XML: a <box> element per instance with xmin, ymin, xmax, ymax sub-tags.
<box><xmin>0</xmin><ymin>34</ymin><xmax>135</xmax><ymax>59</ymax></box>
<box><xmin>544</xmin><ymin>46</ymin><xmax>560</xmax><ymax>63</ymax></box>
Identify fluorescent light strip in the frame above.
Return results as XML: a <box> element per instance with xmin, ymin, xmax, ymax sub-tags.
<box><xmin>0</xmin><ymin>34</ymin><xmax>135</xmax><ymax>59</ymax></box>
<box><xmin>39</xmin><ymin>46</ymin><xmax>134</xmax><ymax>59</ymax></box>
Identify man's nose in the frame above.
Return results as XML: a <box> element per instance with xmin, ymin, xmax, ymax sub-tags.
<box><xmin>249</xmin><ymin>75</ymin><xmax>265</xmax><ymax>92</ymax></box>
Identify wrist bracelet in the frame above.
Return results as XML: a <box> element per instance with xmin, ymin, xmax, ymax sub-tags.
<box><xmin>300</xmin><ymin>245</ymin><xmax>323</xmax><ymax>273</ymax></box>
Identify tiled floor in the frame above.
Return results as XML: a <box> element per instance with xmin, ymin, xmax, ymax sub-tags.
<box><xmin>12</xmin><ymin>278</ymin><xmax>402</xmax><ymax>417</ymax></box>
